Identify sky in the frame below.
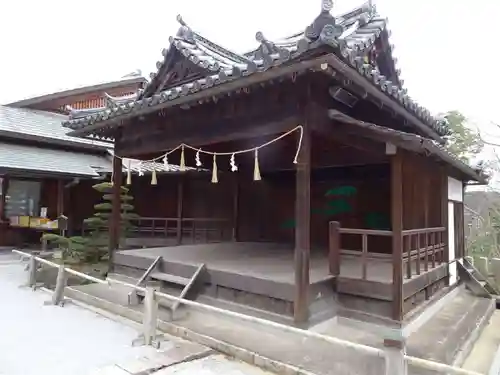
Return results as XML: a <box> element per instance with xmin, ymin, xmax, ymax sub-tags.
<box><xmin>1</xmin><ymin>0</ymin><xmax>500</xmax><ymax>136</ymax></box>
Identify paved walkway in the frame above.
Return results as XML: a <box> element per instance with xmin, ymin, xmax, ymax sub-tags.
<box><xmin>0</xmin><ymin>254</ymin><xmax>272</xmax><ymax>375</ymax></box>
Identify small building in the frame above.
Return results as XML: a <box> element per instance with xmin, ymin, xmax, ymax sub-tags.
<box><xmin>0</xmin><ymin>75</ymin><xmax>147</xmax><ymax>247</ymax></box>
<box><xmin>63</xmin><ymin>1</ymin><xmax>486</xmax><ymax>323</ymax></box>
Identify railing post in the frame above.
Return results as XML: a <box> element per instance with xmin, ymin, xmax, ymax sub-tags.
<box><xmin>405</xmin><ymin>235</ymin><xmax>411</xmax><ymax>279</ymax></box>
<box><xmin>142</xmin><ymin>281</ymin><xmax>158</xmax><ymax>345</ymax></box>
<box><xmin>329</xmin><ymin>221</ymin><xmax>340</xmax><ymax>276</ymax></box>
<box><xmin>28</xmin><ymin>255</ymin><xmax>37</xmax><ymax>288</ymax></box>
<box><xmin>51</xmin><ymin>263</ymin><xmax>66</xmax><ymax>305</ymax></box>
<box><xmin>384</xmin><ymin>338</ymin><xmax>407</xmax><ymax>375</ymax></box>
<box><xmin>361</xmin><ymin>233</ymin><xmax>368</xmax><ymax>280</ymax></box>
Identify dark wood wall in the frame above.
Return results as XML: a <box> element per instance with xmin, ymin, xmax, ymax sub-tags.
<box><xmin>127</xmin><ymin>164</ymin><xmax>391</xmax><ymax>252</ymax></box>
<box><xmin>401</xmin><ymin>151</ymin><xmax>446</xmax><ymax>230</ymax></box>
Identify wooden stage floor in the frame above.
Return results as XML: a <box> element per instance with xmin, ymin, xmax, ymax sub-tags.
<box><xmin>115</xmin><ymin>242</ymin><xmax>439</xmax><ymax>285</ymax></box>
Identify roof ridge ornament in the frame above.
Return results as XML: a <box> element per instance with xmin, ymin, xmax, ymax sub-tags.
<box><xmin>302</xmin><ymin>0</ymin><xmax>343</xmax><ymax>46</ymax></box>
<box><xmin>322</xmin><ymin>0</ymin><xmax>334</xmax><ymax>12</ymax></box>
<box><xmin>175</xmin><ymin>14</ymin><xmax>194</xmax><ymax>43</ymax></box>
<box><xmin>254</xmin><ymin>31</ymin><xmax>292</xmax><ymax>69</ymax></box>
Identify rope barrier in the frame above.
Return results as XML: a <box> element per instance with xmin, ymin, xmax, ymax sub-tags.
<box><xmin>109</xmin><ymin>125</ymin><xmax>304</xmax><ymax>185</ymax></box>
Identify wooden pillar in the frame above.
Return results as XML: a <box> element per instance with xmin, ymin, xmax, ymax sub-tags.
<box><xmin>0</xmin><ymin>176</ymin><xmax>8</xmax><ymax>220</ymax></box>
<box><xmin>232</xmin><ymin>174</ymin><xmax>239</xmax><ymax>242</ymax></box>
<box><xmin>109</xmin><ymin>156</ymin><xmax>123</xmax><ymax>270</ymax></box>
<box><xmin>328</xmin><ymin>221</ymin><xmax>340</xmax><ymax>275</ymax></box>
<box><xmin>391</xmin><ymin>151</ymin><xmax>404</xmax><ymax>321</ymax></box>
<box><xmin>294</xmin><ymin>123</ymin><xmax>311</xmax><ymax>324</ymax></box>
<box><xmin>56</xmin><ymin>179</ymin><xmax>64</xmax><ymax>217</ymax></box>
<box><xmin>422</xmin><ymin>164</ymin><xmax>429</xmax><ymax>274</ymax></box>
<box><xmin>176</xmin><ymin>176</ymin><xmax>184</xmax><ymax>245</ymax></box>
<box><xmin>0</xmin><ymin>176</ymin><xmax>7</xmax><ymax>246</ymax></box>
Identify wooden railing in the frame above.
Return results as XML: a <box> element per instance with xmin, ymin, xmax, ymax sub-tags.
<box><xmin>81</xmin><ymin>216</ymin><xmax>231</xmax><ymax>244</ymax></box>
<box><xmin>329</xmin><ymin>222</ymin><xmax>392</xmax><ymax>280</ymax></box>
<box><xmin>129</xmin><ymin>217</ymin><xmax>230</xmax><ymax>244</ymax></box>
<box><xmin>329</xmin><ymin>222</ymin><xmax>447</xmax><ymax>282</ymax></box>
<box><xmin>402</xmin><ymin>227</ymin><xmax>446</xmax><ymax>280</ymax></box>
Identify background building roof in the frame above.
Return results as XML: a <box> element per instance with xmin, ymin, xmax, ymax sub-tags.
<box><xmin>0</xmin><ymin>105</ymin><xmax>110</xmax><ymax>149</ymax></box>
<box><xmin>0</xmin><ymin>142</ymin><xmax>110</xmax><ymax>177</ymax></box>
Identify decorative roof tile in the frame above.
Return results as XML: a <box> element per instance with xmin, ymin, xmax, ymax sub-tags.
<box><xmin>62</xmin><ymin>1</ymin><xmax>449</xmax><ymax>138</ymax></box>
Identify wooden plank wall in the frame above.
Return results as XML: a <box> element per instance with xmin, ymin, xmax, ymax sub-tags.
<box><xmin>401</xmin><ymin>151</ymin><xmax>445</xmax><ymax>230</ymax></box>
<box><xmin>124</xmin><ymin>166</ymin><xmax>391</xmax><ymax>251</ymax></box>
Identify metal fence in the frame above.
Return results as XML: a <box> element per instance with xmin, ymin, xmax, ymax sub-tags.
<box><xmin>11</xmin><ymin>249</ymin><xmax>483</xmax><ymax>375</ymax></box>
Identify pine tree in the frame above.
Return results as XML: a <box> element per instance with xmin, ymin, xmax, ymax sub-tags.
<box><xmin>43</xmin><ymin>182</ymin><xmax>137</xmax><ymax>264</ymax></box>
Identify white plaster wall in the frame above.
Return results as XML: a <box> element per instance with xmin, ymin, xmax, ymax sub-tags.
<box><xmin>448</xmin><ymin>202</ymin><xmax>458</xmax><ymax>285</ymax></box>
<box><xmin>448</xmin><ymin>177</ymin><xmax>463</xmax><ymax>202</ymax></box>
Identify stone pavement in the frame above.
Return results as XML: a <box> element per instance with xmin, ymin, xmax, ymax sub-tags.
<box><xmin>93</xmin><ymin>342</ymin><xmax>272</xmax><ymax>375</ymax></box>
<box><xmin>0</xmin><ymin>254</ymin><xmax>273</xmax><ymax>375</ymax></box>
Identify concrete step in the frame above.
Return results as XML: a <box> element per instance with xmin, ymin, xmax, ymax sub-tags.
<box><xmin>196</xmin><ymin>295</ymin><xmax>295</xmax><ymax>326</ymax></box>
<box><xmin>150</xmin><ymin>272</ymin><xmax>191</xmax><ymax>286</ymax></box>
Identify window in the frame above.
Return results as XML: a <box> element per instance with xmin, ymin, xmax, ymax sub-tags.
<box><xmin>5</xmin><ymin>180</ymin><xmax>41</xmax><ymax>217</ymax></box>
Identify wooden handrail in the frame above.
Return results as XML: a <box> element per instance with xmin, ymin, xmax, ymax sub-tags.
<box><xmin>128</xmin><ymin>217</ymin><xmax>230</xmax><ymax>245</ymax></box>
<box><xmin>133</xmin><ymin>217</ymin><xmax>229</xmax><ymax>222</ymax></box>
<box><xmin>338</xmin><ymin>228</ymin><xmax>393</xmax><ymax>236</ymax></box>
<box><xmin>402</xmin><ymin>227</ymin><xmax>446</xmax><ymax>236</ymax></box>
<box><xmin>81</xmin><ymin>216</ymin><xmax>230</xmax><ymax>245</ymax></box>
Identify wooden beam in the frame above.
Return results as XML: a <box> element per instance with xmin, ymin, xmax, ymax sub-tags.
<box><xmin>176</xmin><ymin>176</ymin><xmax>184</xmax><ymax>245</ymax></box>
<box><xmin>294</xmin><ymin>118</ymin><xmax>311</xmax><ymax>324</ymax></box>
<box><xmin>315</xmin><ymin>122</ymin><xmax>386</xmax><ymax>155</ymax></box>
<box><xmin>391</xmin><ymin>150</ymin><xmax>404</xmax><ymax>321</ymax></box>
<box><xmin>118</xmin><ymin>112</ymin><xmax>300</xmax><ymax>157</ymax></box>
<box><xmin>108</xmin><ymin>155</ymin><xmax>123</xmax><ymax>271</ymax></box>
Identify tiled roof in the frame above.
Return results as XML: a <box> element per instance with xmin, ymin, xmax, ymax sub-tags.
<box><xmin>63</xmin><ymin>1</ymin><xmax>449</xmax><ymax>138</ymax></box>
<box><xmin>0</xmin><ymin>105</ymin><xmax>110</xmax><ymax>148</ymax></box>
<box><xmin>7</xmin><ymin>73</ymin><xmax>146</xmax><ymax>108</ymax></box>
<box><xmin>0</xmin><ymin>141</ymin><xmax>188</xmax><ymax>177</ymax></box>
<box><xmin>65</xmin><ymin>91</ymin><xmax>141</xmax><ymax>120</ymax></box>
<box><xmin>0</xmin><ymin>142</ymin><xmax>111</xmax><ymax>177</ymax></box>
